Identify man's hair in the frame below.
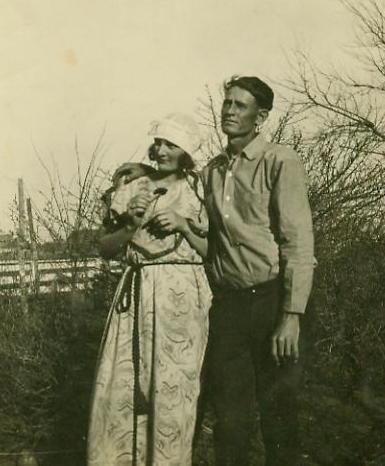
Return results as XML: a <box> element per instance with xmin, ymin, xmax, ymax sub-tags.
<box><xmin>224</xmin><ymin>75</ymin><xmax>274</xmax><ymax>111</ymax></box>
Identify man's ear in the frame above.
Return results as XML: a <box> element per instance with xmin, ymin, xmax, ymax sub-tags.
<box><xmin>256</xmin><ymin>108</ymin><xmax>269</xmax><ymax>126</ymax></box>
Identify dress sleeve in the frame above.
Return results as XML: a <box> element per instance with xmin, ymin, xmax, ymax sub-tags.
<box><xmin>110</xmin><ymin>179</ymin><xmax>150</xmax><ymax>216</ymax></box>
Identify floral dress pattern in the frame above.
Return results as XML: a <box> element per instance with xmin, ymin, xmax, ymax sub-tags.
<box><xmin>87</xmin><ymin>176</ymin><xmax>211</xmax><ymax>466</ymax></box>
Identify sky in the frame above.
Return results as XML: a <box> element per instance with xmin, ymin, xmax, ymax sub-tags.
<box><xmin>0</xmin><ymin>0</ymin><xmax>356</xmax><ymax>232</ymax></box>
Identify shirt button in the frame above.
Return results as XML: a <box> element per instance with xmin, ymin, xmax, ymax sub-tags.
<box><xmin>224</xmin><ymin>214</ymin><xmax>229</xmax><ymax>219</ymax></box>
<box><xmin>225</xmin><ymin>195</ymin><xmax>231</xmax><ymax>201</ymax></box>
<box><xmin>228</xmin><ymin>172</ymin><xmax>233</xmax><ymax>177</ymax></box>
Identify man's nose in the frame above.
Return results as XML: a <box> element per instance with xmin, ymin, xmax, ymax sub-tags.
<box><xmin>224</xmin><ymin>101</ymin><xmax>236</xmax><ymax>115</ymax></box>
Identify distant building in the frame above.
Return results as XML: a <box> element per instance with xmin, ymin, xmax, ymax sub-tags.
<box><xmin>0</xmin><ymin>227</ymin><xmax>100</xmax><ymax>261</ymax></box>
<box><xmin>38</xmin><ymin>228</ymin><xmax>99</xmax><ymax>260</ymax></box>
<box><xmin>66</xmin><ymin>228</ymin><xmax>99</xmax><ymax>257</ymax></box>
<box><xmin>0</xmin><ymin>229</ymin><xmax>17</xmax><ymax>259</ymax></box>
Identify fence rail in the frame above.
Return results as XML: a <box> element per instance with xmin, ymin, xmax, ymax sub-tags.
<box><xmin>0</xmin><ymin>258</ymin><xmax>122</xmax><ymax>294</ymax></box>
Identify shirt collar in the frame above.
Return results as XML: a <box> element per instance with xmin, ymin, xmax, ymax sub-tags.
<box><xmin>214</xmin><ymin>133</ymin><xmax>268</xmax><ymax>168</ymax></box>
<box><xmin>242</xmin><ymin>133</ymin><xmax>268</xmax><ymax>160</ymax></box>
<box><xmin>222</xmin><ymin>133</ymin><xmax>267</xmax><ymax>162</ymax></box>
<box><xmin>213</xmin><ymin>152</ymin><xmax>229</xmax><ymax>167</ymax></box>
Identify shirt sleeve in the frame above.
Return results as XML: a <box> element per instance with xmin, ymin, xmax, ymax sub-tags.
<box><xmin>270</xmin><ymin>150</ymin><xmax>315</xmax><ymax>314</ymax></box>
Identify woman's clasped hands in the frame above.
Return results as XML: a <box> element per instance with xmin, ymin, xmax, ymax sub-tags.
<box><xmin>126</xmin><ymin>194</ymin><xmax>187</xmax><ymax>237</ymax></box>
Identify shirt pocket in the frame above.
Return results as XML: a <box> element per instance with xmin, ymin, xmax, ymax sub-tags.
<box><xmin>234</xmin><ymin>187</ymin><xmax>270</xmax><ymax>224</ymax></box>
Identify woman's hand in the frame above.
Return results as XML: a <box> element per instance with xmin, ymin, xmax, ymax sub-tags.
<box><xmin>148</xmin><ymin>209</ymin><xmax>208</xmax><ymax>257</ymax></box>
<box><xmin>148</xmin><ymin>209</ymin><xmax>188</xmax><ymax>234</ymax></box>
<box><xmin>126</xmin><ymin>193</ymin><xmax>153</xmax><ymax>227</ymax></box>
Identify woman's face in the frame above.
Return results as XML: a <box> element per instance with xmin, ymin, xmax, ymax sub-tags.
<box><xmin>153</xmin><ymin>138</ymin><xmax>186</xmax><ymax>173</ymax></box>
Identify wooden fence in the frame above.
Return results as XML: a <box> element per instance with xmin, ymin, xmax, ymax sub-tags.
<box><xmin>0</xmin><ymin>258</ymin><xmax>122</xmax><ymax>294</ymax></box>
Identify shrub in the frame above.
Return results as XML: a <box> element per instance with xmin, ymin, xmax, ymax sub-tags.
<box><xmin>0</xmin><ymin>269</ymin><xmax>118</xmax><ymax>464</ymax></box>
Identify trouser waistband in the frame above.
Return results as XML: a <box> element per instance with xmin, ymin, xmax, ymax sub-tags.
<box><xmin>212</xmin><ymin>278</ymin><xmax>280</xmax><ymax>300</ymax></box>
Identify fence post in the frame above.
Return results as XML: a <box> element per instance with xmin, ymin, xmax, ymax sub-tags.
<box><xmin>27</xmin><ymin>197</ymin><xmax>39</xmax><ymax>293</ymax></box>
<box><xmin>17</xmin><ymin>178</ymin><xmax>28</xmax><ymax>312</ymax></box>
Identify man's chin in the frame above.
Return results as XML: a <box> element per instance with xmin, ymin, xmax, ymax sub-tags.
<box><xmin>222</xmin><ymin>127</ymin><xmax>248</xmax><ymax>138</ymax></box>
<box><xmin>221</xmin><ymin>125</ymin><xmax>239</xmax><ymax>136</ymax></box>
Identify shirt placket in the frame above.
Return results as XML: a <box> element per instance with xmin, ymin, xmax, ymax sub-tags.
<box><xmin>220</xmin><ymin>156</ymin><xmax>238</xmax><ymax>246</ymax></box>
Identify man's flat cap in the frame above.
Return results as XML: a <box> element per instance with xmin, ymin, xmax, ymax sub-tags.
<box><xmin>224</xmin><ymin>75</ymin><xmax>274</xmax><ymax>110</ymax></box>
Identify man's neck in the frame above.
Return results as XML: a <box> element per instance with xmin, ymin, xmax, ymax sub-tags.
<box><xmin>227</xmin><ymin>131</ymin><xmax>258</xmax><ymax>157</ymax></box>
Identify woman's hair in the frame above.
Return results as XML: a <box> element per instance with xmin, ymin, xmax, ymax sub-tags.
<box><xmin>148</xmin><ymin>143</ymin><xmax>195</xmax><ymax>170</ymax></box>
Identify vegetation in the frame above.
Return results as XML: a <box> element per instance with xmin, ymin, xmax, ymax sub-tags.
<box><xmin>0</xmin><ymin>271</ymin><xmax>118</xmax><ymax>466</ymax></box>
<box><xmin>1</xmin><ymin>1</ymin><xmax>385</xmax><ymax>465</ymax></box>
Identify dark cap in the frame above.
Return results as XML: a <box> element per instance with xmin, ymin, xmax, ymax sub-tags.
<box><xmin>224</xmin><ymin>75</ymin><xmax>274</xmax><ymax>111</ymax></box>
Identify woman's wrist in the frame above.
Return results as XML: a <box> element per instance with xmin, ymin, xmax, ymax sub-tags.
<box><xmin>179</xmin><ymin>218</ymin><xmax>190</xmax><ymax>235</ymax></box>
<box><xmin>124</xmin><ymin>216</ymin><xmax>139</xmax><ymax>232</ymax></box>
<box><xmin>184</xmin><ymin>218</ymin><xmax>208</xmax><ymax>238</ymax></box>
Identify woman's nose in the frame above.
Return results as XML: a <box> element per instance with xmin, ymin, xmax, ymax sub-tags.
<box><xmin>158</xmin><ymin>142</ymin><xmax>168</xmax><ymax>156</ymax></box>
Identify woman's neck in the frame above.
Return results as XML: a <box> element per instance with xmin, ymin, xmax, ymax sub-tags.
<box><xmin>151</xmin><ymin>170</ymin><xmax>184</xmax><ymax>186</ymax></box>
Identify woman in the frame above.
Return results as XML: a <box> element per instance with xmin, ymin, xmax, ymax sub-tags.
<box><xmin>88</xmin><ymin>113</ymin><xmax>211</xmax><ymax>466</ymax></box>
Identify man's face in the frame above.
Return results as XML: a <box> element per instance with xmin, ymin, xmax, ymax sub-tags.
<box><xmin>221</xmin><ymin>86</ymin><xmax>260</xmax><ymax>137</ymax></box>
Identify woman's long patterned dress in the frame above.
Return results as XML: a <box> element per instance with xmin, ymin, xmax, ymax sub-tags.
<box><xmin>87</xmin><ymin>176</ymin><xmax>211</xmax><ymax>466</ymax></box>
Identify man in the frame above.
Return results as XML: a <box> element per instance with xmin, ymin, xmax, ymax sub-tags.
<box><xmin>112</xmin><ymin>75</ymin><xmax>314</xmax><ymax>466</ymax></box>
<box><xmin>200</xmin><ymin>76</ymin><xmax>314</xmax><ymax>466</ymax></box>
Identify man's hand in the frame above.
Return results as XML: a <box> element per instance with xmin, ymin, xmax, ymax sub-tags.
<box><xmin>271</xmin><ymin>313</ymin><xmax>300</xmax><ymax>366</ymax></box>
<box><xmin>112</xmin><ymin>162</ymin><xmax>154</xmax><ymax>187</ymax></box>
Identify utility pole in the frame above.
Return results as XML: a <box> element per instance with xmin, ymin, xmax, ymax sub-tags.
<box><xmin>27</xmin><ymin>198</ymin><xmax>39</xmax><ymax>293</ymax></box>
<box><xmin>17</xmin><ymin>178</ymin><xmax>28</xmax><ymax>312</ymax></box>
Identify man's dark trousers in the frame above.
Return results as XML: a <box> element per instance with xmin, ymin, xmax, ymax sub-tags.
<box><xmin>207</xmin><ymin>279</ymin><xmax>302</xmax><ymax>466</ymax></box>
